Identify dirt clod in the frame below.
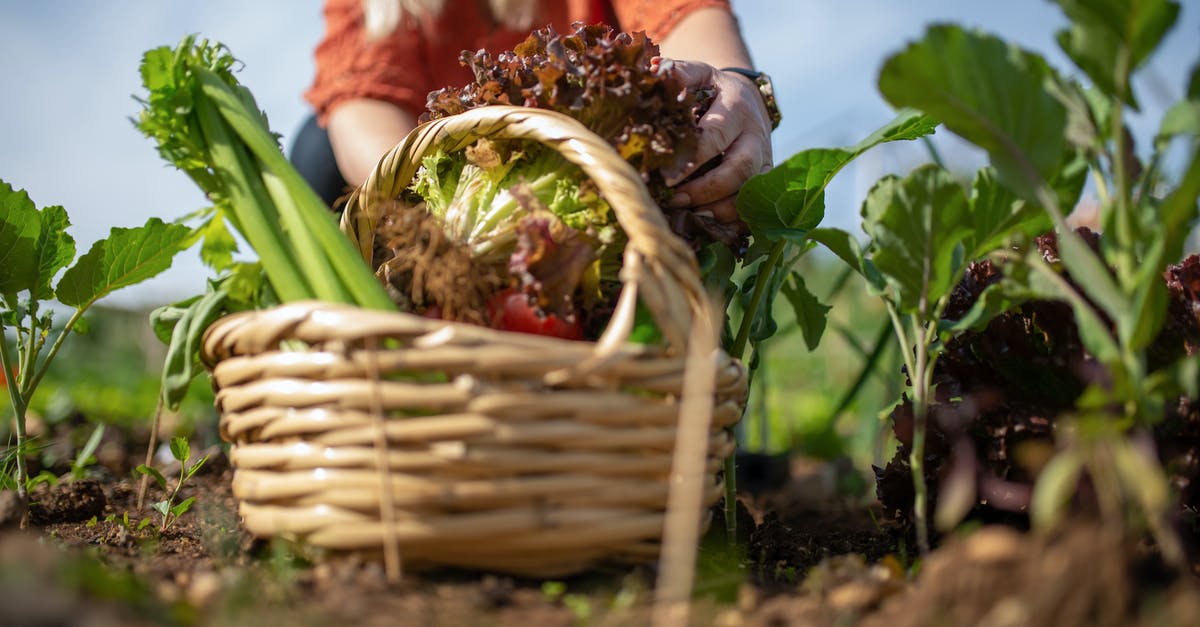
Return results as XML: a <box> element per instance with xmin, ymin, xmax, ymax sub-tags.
<box><xmin>27</xmin><ymin>479</ymin><xmax>106</xmax><ymax>525</ymax></box>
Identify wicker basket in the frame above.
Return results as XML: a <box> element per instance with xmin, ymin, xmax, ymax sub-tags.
<box><xmin>201</xmin><ymin>106</ymin><xmax>748</xmax><ymax>576</ymax></box>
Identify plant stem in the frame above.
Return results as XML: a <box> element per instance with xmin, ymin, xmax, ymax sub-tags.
<box><xmin>723</xmin><ymin>241</ymin><xmax>791</xmax><ymax>544</ymax></box>
<box><xmin>0</xmin><ymin>334</ymin><xmax>28</xmax><ymax>499</ymax></box>
<box><xmin>732</xmin><ymin>243</ymin><xmax>787</xmax><ymax>359</ymax></box>
<box><xmin>26</xmin><ymin>308</ymin><xmax>87</xmax><ymax>398</ymax></box>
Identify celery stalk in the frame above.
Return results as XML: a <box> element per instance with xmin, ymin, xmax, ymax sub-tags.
<box><xmin>195</xmin><ymin>69</ymin><xmax>394</xmax><ymax>310</ymax></box>
<box><xmin>194</xmin><ymin>95</ymin><xmax>312</xmax><ymax>303</ymax></box>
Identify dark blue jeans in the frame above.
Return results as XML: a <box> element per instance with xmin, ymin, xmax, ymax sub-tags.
<box><xmin>289</xmin><ymin>113</ymin><xmax>351</xmax><ymax>208</ymax></box>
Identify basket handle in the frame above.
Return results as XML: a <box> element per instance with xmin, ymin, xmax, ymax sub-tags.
<box><xmin>339</xmin><ymin>105</ymin><xmax>706</xmax><ymax>352</ymax></box>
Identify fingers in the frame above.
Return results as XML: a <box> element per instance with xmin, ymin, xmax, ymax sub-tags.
<box><xmin>658</xmin><ymin>61</ymin><xmax>774</xmax><ymax>227</ymax></box>
<box><xmin>670</xmin><ymin>128</ymin><xmax>771</xmax><ymax>210</ymax></box>
<box><xmin>691</xmin><ymin>196</ymin><xmax>740</xmax><ymax>224</ymax></box>
<box><xmin>667</xmin><ymin>59</ymin><xmax>717</xmax><ymax>90</ymax></box>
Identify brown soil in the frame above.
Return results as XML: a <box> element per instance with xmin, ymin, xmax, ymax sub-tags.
<box><xmin>2</xmin><ymin>450</ymin><xmax>1198</xmax><ymax>627</ymax></box>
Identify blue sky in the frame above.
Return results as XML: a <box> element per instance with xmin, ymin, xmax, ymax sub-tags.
<box><xmin>0</xmin><ymin>1</ymin><xmax>1196</xmax><ymax>307</ymax></box>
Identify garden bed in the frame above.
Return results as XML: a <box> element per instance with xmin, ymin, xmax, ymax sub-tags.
<box><xmin>3</xmin><ymin>445</ymin><xmax>1197</xmax><ymax>627</ymax></box>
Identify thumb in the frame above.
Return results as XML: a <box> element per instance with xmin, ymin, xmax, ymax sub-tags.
<box><xmin>662</xmin><ymin>59</ymin><xmax>716</xmax><ymax>89</ymax></box>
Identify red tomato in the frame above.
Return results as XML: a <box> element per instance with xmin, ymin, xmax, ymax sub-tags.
<box><xmin>487</xmin><ymin>289</ymin><xmax>584</xmax><ymax>340</ymax></box>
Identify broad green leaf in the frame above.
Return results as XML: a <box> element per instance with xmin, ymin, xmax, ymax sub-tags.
<box><xmin>781</xmin><ymin>272</ymin><xmax>830</xmax><ymax>351</ymax></box>
<box><xmin>1052</xmin><ymin>0</ymin><xmax>1180</xmax><ymax>109</ymax></box>
<box><xmin>879</xmin><ymin>25</ymin><xmax>1067</xmax><ymax>202</ymax></box>
<box><xmin>136</xmin><ymin>464</ymin><xmax>168</xmax><ymax>491</ymax></box>
<box><xmin>169</xmin><ymin>436</ymin><xmax>190</xmax><ymax>463</ymax></box>
<box><xmin>0</xmin><ymin>181</ymin><xmax>42</xmax><ymax>306</ymax></box>
<box><xmin>197</xmin><ymin>213</ymin><xmax>238</xmax><ymax>271</ymax></box>
<box><xmin>965</xmin><ymin>168</ymin><xmax>1050</xmax><ymax>259</ymax></box>
<box><xmin>809</xmin><ymin>227</ymin><xmax>886</xmax><ymax>293</ymax></box>
<box><xmin>32</xmin><ymin>204</ymin><xmax>76</xmax><ymax>300</ymax></box>
<box><xmin>861</xmin><ymin>165</ymin><xmax>972</xmax><ymax>314</ymax></box>
<box><xmin>1031</xmin><ymin>450</ymin><xmax>1084</xmax><ymax>530</ymax></box>
<box><xmin>153</xmin><ymin>500</ymin><xmax>170</xmax><ymax>518</ymax></box>
<box><xmin>847</xmin><ymin>109</ymin><xmax>941</xmax><ymax>153</ymax></box>
<box><xmin>56</xmin><ymin>218</ymin><xmax>191</xmax><ymax>309</ymax></box>
<box><xmin>809</xmin><ymin>228</ymin><xmax>863</xmax><ymax>276</ymax></box>
<box><xmin>737</xmin><ymin>110</ymin><xmax>936</xmax><ymax>252</ymax></box>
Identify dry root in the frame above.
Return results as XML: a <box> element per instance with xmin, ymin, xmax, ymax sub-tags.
<box><xmin>371</xmin><ymin>199</ymin><xmax>505</xmax><ymax>324</ymax></box>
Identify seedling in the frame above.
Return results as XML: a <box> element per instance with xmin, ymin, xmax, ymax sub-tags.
<box><xmin>136</xmin><ymin>436</ymin><xmax>208</xmax><ymax>532</ymax></box>
<box><xmin>0</xmin><ymin>180</ymin><xmax>190</xmax><ymax>508</ymax></box>
<box><xmin>68</xmin><ymin>423</ymin><xmax>106</xmax><ymax>481</ymax></box>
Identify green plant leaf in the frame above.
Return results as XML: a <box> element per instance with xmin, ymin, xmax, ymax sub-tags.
<box><xmin>939</xmin><ymin>274</ymin><xmax>1032</xmax><ymax>335</ymax></box>
<box><xmin>170</xmin><ymin>496</ymin><xmax>197</xmax><ymax>518</ymax></box>
<box><xmin>809</xmin><ymin>228</ymin><xmax>886</xmax><ymax>293</ymax></box>
<box><xmin>169</xmin><ymin>436</ymin><xmax>190</xmax><ymax>463</ymax></box>
<box><xmin>1112</xmin><ymin>438</ymin><xmax>1170</xmax><ymax>524</ymax></box>
<box><xmin>136</xmin><ymin>464</ymin><xmax>168</xmax><ymax>491</ymax></box>
<box><xmin>781</xmin><ymin>272</ymin><xmax>831</xmax><ymax>351</ymax></box>
<box><xmin>155</xmin><ymin>286</ymin><xmax>229</xmax><ymax>410</ymax></box>
<box><xmin>137</xmin><ymin>517</ymin><xmax>154</xmax><ymax>531</ymax></box>
<box><xmin>0</xmin><ymin>181</ymin><xmax>42</xmax><ymax>306</ymax></box>
<box><xmin>737</xmin><ymin>110</ymin><xmax>936</xmax><ymax>254</ymax></box>
<box><xmin>152</xmin><ymin>500</ymin><xmax>170</xmax><ymax>518</ymax></box>
<box><xmin>878</xmin><ymin>25</ymin><xmax>1067</xmax><ymax>202</ymax></box>
<box><xmin>184</xmin><ymin>455</ymin><xmax>209</xmax><ymax>481</ymax></box>
<box><xmin>1031</xmin><ymin>449</ymin><xmax>1084</xmax><ymax>530</ymax></box>
<box><xmin>965</xmin><ymin>168</ymin><xmax>1051</xmax><ymax>259</ymax></box>
<box><xmin>56</xmin><ymin>218</ymin><xmax>191</xmax><ymax>309</ymax></box>
<box><xmin>32</xmin><ymin>204</ymin><xmax>76</xmax><ymax>301</ymax></box>
<box><xmin>197</xmin><ymin>212</ymin><xmax>238</xmax><ymax>272</ymax></box>
<box><xmin>1051</xmin><ymin>0</ymin><xmax>1180</xmax><ymax>109</ymax></box>
<box><xmin>1157</xmin><ymin>100</ymin><xmax>1200</xmax><ymax>142</ymax></box>
<box><xmin>70</xmin><ymin>423</ymin><xmax>106</xmax><ymax>478</ymax></box>
<box><xmin>1025</xmin><ymin>250</ymin><xmax>1121</xmax><ymax>364</ymax></box>
<box><xmin>861</xmin><ymin>165</ymin><xmax>972</xmax><ymax>314</ymax></box>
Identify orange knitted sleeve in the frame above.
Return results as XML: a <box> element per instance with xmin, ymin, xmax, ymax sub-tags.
<box><xmin>304</xmin><ymin>0</ymin><xmax>432</xmax><ymax>123</ymax></box>
<box><xmin>609</xmin><ymin>0</ymin><xmax>733</xmax><ymax>43</ymax></box>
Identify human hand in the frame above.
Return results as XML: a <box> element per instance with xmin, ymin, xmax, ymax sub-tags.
<box><xmin>662</xmin><ymin>60</ymin><xmax>774</xmax><ymax>224</ymax></box>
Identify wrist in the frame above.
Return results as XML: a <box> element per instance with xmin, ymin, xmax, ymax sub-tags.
<box><xmin>720</xmin><ymin>67</ymin><xmax>781</xmax><ymax>131</ymax></box>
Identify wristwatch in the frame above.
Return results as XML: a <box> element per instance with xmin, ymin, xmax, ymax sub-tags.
<box><xmin>721</xmin><ymin>67</ymin><xmax>782</xmax><ymax>131</ymax></box>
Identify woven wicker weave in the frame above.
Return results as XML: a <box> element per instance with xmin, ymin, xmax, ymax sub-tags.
<box><xmin>201</xmin><ymin>106</ymin><xmax>747</xmax><ymax>576</ymax></box>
